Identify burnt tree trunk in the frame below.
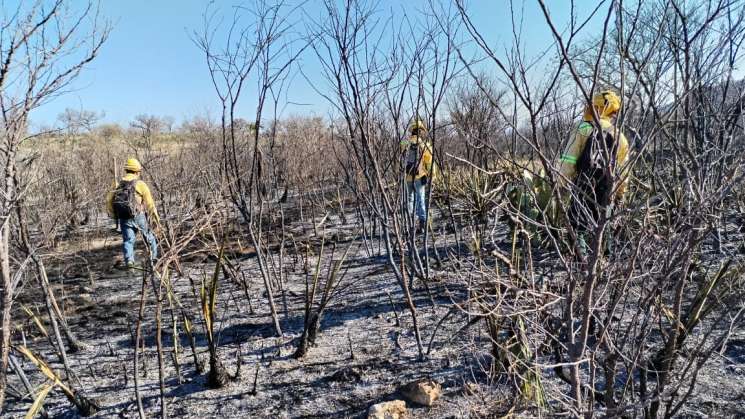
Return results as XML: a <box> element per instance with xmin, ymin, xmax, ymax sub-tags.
<box><xmin>207</xmin><ymin>349</ymin><xmax>230</xmax><ymax>388</ymax></box>
<box><xmin>293</xmin><ymin>312</ymin><xmax>320</xmax><ymax>359</ymax></box>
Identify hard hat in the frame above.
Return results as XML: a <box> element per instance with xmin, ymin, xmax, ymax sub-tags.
<box><xmin>124</xmin><ymin>158</ymin><xmax>142</xmax><ymax>173</ymax></box>
<box><xmin>409</xmin><ymin>119</ymin><xmax>427</xmax><ymax>134</ymax></box>
<box><xmin>589</xmin><ymin>90</ymin><xmax>621</xmax><ymax>119</ymax></box>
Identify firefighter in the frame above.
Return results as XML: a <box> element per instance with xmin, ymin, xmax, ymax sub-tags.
<box><xmin>558</xmin><ymin>90</ymin><xmax>630</xmax><ymax>254</ymax></box>
<box><xmin>400</xmin><ymin>119</ymin><xmax>435</xmax><ymax>232</ymax></box>
<box><xmin>106</xmin><ymin>158</ymin><xmax>159</xmax><ymax>269</ymax></box>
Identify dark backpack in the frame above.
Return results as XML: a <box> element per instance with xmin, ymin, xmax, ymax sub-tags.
<box><xmin>405</xmin><ymin>142</ymin><xmax>422</xmax><ymax>176</ymax></box>
<box><xmin>575</xmin><ymin>125</ymin><xmax>617</xmax><ymax>208</ymax></box>
<box><xmin>112</xmin><ymin>180</ymin><xmax>139</xmax><ymax>219</ymax></box>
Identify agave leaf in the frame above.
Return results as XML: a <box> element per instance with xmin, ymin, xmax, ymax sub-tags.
<box><xmin>21</xmin><ymin>305</ymin><xmax>48</xmax><ymax>338</ymax></box>
<box><xmin>25</xmin><ymin>382</ymin><xmax>53</xmax><ymax>419</ymax></box>
<box><xmin>199</xmin><ymin>272</ymin><xmax>212</xmax><ymax>336</ymax></box>
<box><xmin>202</xmin><ymin>294</ymin><xmax>212</xmax><ymax>338</ymax></box>
<box><xmin>685</xmin><ymin>259</ymin><xmax>732</xmax><ymax>331</ymax></box>
<box><xmin>210</xmin><ymin>246</ymin><xmax>224</xmax><ymax>323</ymax></box>
<box><xmin>16</xmin><ymin>346</ymin><xmax>74</xmax><ymax>398</ymax></box>
<box><xmin>162</xmin><ymin>267</ymin><xmax>174</xmax><ymax>303</ymax></box>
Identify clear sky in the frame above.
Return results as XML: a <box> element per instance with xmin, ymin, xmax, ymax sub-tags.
<box><xmin>24</xmin><ymin>0</ymin><xmax>608</xmax><ymax>129</ymax></box>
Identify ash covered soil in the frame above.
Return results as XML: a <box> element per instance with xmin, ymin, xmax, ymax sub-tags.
<box><xmin>3</xmin><ymin>213</ymin><xmax>745</xmax><ymax>418</ymax></box>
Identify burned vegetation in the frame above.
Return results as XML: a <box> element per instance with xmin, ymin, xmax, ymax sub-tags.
<box><xmin>1</xmin><ymin>0</ymin><xmax>745</xmax><ymax>418</ymax></box>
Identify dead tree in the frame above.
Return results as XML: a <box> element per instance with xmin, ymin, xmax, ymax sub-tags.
<box><xmin>193</xmin><ymin>0</ymin><xmax>307</xmax><ymax>339</ymax></box>
<box><xmin>307</xmin><ymin>0</ymin><xmax>437</xmax><ymax>359</ymax></box>
<box><xmin>453</xmin><ymin>0</ymin><xmax>745</xmax><ymax>415</ymax></box>
<box><xmin>293</xmin><ymin>239</ymin><xmax>356</xmax><ymax>359</ymax></box>
<box><xmin>0</xmin><ymin>0</ymin><xmax>109</xmax><ymax>410</ymax></box>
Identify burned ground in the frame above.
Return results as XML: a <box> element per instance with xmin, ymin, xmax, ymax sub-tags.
<box><xmin>3</xmin><ymin>208</ymin><xmax>744</xmax><ymax>418</ymax></box>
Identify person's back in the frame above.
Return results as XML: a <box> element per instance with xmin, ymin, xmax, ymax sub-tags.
<box><xmin>558</xmin><ymin>91</ymin><xmax>630</xmax><ymax>253</ymax></box>
<box><xmin>106</xmin><ymin>158</ymin><xmax>159</xmax><ymax>269</ymax></box>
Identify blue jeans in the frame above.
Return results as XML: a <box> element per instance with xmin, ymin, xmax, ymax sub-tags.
<box><xmin>406</xmin><ymin>179</ymin><xmax>427</xmax><ymax>222</ymax></box>
<box><xmin>120</xmin><ymin>214</ymin><xmax>158</xmax><ymax>263</ymax></box>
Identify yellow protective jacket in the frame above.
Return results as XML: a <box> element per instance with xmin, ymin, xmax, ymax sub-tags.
<box><xmin>106</xmin><ymin>173</ymin><xmax>160</xmax><ymax>223</ymax></box>
<box><xmin>559</xmin><ymin>118</ymin><xmax>630</xmax><ymax>200</ymax></box>
<box><xmin>400</xmin><ymin>134</ymin><xmax>434</xmax><ymax>182</ymax></box>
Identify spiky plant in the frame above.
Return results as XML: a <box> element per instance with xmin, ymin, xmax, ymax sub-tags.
<box><xmin>16</xmin><ymin>346</ymin><xmax>100</xmax><ymax>416</ymax></box>
<box><xmin>201</xmin><ymin>246</ymin><xmax>230</xmax><ymax>388</ymax></box>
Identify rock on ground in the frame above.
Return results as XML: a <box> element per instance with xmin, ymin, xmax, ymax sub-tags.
<box><xmin>400</xmin><ymin>379</ymin><xmax>442</xmax><ymax>407</ymax></box>
<box><xmin>367</xmin><ymin>400</ymin><xmax>408</xmax><ymax>419</ymax></box>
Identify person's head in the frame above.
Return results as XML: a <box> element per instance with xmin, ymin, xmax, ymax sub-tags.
<box><xmin>409</xmin><ymin>118</ymin><xmax>427</xmax><ymax>137</ymax></box>
<box><xmin>583</xmin><ymin>90</ymin><xmax>621</xmax><ymax>122</ymax></box>
<box><xmin>124</xmin><ymin>158</ymin><xmax>142</xmax><ymax>176</ymax></box>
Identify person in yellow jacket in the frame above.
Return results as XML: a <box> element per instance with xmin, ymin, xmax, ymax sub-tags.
<box><xmin>400</xmin><ymin>119</ymin><xmax>434</xmax><ymax>231</ymax></box>
<box><xmin>558</xmin><ymin>90</ymin><xmax>630</xmax><ymax>253</ymax></box>
<box><xmin>106</xmin><ymin>158</ymin><xmax>159</xmax><ymax>269</ymax></box>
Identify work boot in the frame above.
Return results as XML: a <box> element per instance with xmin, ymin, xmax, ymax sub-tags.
<box><xmin>125</xmin><ymin>261</ymin><xmax>142</xmax><ymax>271</ymax></box>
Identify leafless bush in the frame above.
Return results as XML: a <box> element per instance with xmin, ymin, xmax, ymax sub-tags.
<box><xmin>0</xmin><ymin>0</ymin><xmax>109</xmax><ymax>410</ymax></box>
<box><xmin>3</xmin><ymin>0</ymin><xmax>745</xmax><ymax>417</ymax></box>
<box><xmin>449</xmin><ymin>0</ymin><xmax>745</xmax><ymax>416</ymax></box>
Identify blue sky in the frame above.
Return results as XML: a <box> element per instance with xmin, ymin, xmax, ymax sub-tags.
<box><xmin>26</xmin><ymin>0</ymin><xmax>607</xmax><ymax>128</ymax></box>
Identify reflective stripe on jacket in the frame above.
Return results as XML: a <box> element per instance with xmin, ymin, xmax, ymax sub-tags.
<box><xmin>559</xmin><ymin>118</ymin><xmax>630</xmax><ymax>199</ymax></box>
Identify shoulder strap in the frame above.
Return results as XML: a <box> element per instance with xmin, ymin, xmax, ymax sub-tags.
<box><xmin>118</xmin><ymin>179</ymin><xmax>135</xmax><ymax>188</ymax></box>
<box><xmin>577</xmin><ymin>126</ymin><xmax>618</xmax><ymax>173</ymax></box>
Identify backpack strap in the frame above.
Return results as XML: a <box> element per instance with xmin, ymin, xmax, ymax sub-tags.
<box><xmin>575</xmin><ymin>123</ymin><xmax>617</xmax><ymax>173</ymax></box>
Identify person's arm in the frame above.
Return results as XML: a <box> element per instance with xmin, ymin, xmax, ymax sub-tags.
<box><xmin>559</xmin><ymin>131</ymin><xmax>587</xmax><ymax>184</ymax></box>
<box><xmin>615</xmin><ymin>131</ymin><xmax>631</xmax><ymax>199</ymax></box>
<box><xmin>399</xmin><ymin>136</ymin><xmax>411</xmax><ymax>151</ymax></box>
<box><xmin>422</xmin><ymin>142</ymin><xmax>433</xmax><ymax>176</ymax></box>
<box><xmin>136</xmin><ymin>181</ymin><xmax>160</xmax><ymax>224</ymax></box>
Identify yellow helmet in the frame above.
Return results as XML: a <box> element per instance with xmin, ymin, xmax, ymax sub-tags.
<box><xmin>124</xmin><ymin>158</ymin><xmax>142</xmax><ymax>173</ymax></box>
<box><xmin>409</xmin><ymin>119</ymin><xmax>427</xmax><ymax>134</ymax></box>
<box><xmin>584</xmin><ymin>90</ymin><xmax>621</xmax><ymax>121</ymax></box>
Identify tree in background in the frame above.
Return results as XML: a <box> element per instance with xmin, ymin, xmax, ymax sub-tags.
<box><xmin>0</xmin><ymin>0</ymin><xmax>109</xmax><ymax>411</ymax></box>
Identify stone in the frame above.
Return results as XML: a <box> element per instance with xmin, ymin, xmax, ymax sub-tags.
<box><xmin>400</xmin><ymin>379</ymin><xmax>442</xmax><ymax>407</ymax></box>
<box><xmin>367</xmin><ymin>400</ymin><xmax>407</xmax><ymax>419</ymax></box>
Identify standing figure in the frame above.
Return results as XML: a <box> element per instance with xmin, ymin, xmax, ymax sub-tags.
<box><xmin>107</xmin><ymin>158</ymin><xmax>159</xmax><ymax>269</ymax></box>
<box><xmin>400</xmin><ymin>119</ymin><xmax>434</xmax><ymax>232</ymax></box>
<box><xmin>559</xmin><ymin>91</ymin><xmax>631</xmax><ymax>254</ymax></box>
